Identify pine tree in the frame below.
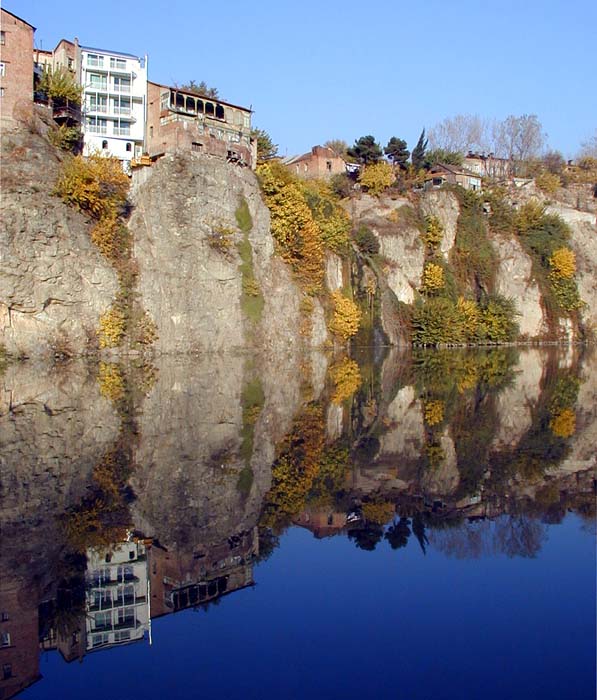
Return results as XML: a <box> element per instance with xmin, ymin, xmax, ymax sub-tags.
<box><xmin>347</xmin><ymin>135</ymin><xmax>383</xmax><ymax>165</ymax></box>
<box><xmin>384</xmin><ymin>137</ymin><xmax>410</xmax><ymax>169</ymax></box>
<box><xmin>412</xmin><ymin>129</ymin><xmax>428</xmax><ymax>170</ymax></box>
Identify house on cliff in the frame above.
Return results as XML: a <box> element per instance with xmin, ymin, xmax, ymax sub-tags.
<box><xmin>145</xmin><ymin>81</ymin><xmax>255</xmax><ymax>168</ymax></box>
<box><xmin>282</xmin><ymin>145</ymin><xmax>347</xmax><ymax>179</ymax></box>
<box><xmin>463</xmin><ymin>152</ymin><xmax>510</xmax><ymax>180</ymax></box>
<box><xmin>0</xmin><ymin>8</ymin><xmax>35</xmax><ymax>125</ymax></box>
<box><xmin>424</xmin><ymin>162</ymin><xmax>482</xmax><ymax>191</ymax></box>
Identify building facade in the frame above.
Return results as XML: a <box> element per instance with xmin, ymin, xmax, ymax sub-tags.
<box><xmin>79</xmin><ymin>46</ymin><xmax>147</xmax><ymax>165</ymax></box>
<box><xmin>145</xmin><ymin>81</ymin><xmax>254</xmax><ymax>167</ymax></box>
<box><xmin>283</xmin><ymin>145</ymin><xmax>346</xmax><ymax>180</ymax></box>
<box><xmin>425</xmin><ymin>163</ymin><xmax>482</xmax><ymax>191</ymax></box>
<box><xmin>0</xmin><ymin>9</ymin><xmax>35</xmax><ymax>125</ymax></box>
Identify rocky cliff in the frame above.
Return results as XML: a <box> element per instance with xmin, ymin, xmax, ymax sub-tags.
<box><xmin>0</xmin><ymin>126</ymin><xmax>118</xmax><ymax>358</ymax></box>
<box><xmin>2</xmin><ymin>121</ymin><xmax>596</xmax><ymax>356</ymax></box>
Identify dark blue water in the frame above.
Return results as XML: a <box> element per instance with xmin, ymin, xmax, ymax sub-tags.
<box><xmin>25</xmin><ymin>514</ymin><xmax>595</xmax><ymax>700</ymax></box>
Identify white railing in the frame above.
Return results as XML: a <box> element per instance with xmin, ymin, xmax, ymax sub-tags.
<box><xmin>112</xmin><ymin>84</ymin><xmax>131</xmax><ymax>94</ymax></box>
<box><xmin>87</xmin><ymin>125</ymin><xmax>107</xmax><ymax>134</ymax></box>
<box><xmin>113</xmin><ymin>127</ymin><xmax>131</xmax><ymax>136</ymax></box>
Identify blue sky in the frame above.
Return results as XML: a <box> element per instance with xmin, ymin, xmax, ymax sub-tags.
<box><xmin>9</xmin><ymin>0</ymin><xmax>596</xmax><ymax>158</ymax></box>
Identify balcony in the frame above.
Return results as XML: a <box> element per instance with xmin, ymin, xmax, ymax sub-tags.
<box><xmin>113</xmin><ymin>127</ymin><xmax>132</xmax><ymax>137</ymax></box>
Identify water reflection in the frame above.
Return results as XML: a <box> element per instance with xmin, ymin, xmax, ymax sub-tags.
<box><xmin>0</xmin><ymin>346</ymin><xmax>594</xmax><ymax>698</ymax></box>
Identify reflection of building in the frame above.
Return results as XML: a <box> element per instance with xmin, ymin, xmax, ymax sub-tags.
<box><xmin>148</xmin><ymin>529</ymin><xmax>258</xmax><ymax>618</ymax></box>
<box><xmin>85</xmin><ymin>540</ymin><xmax>151</xmax><ymax>652</ymax></box>
<box><xmin>294</xmin><ymin>507</ymin><xmax>348</xmax><ymax>538</ymax></box>
<box><xmin>0</xmin><ymin>9</ymin><xmax>36</xmax><ymax>125</ymax></box>
<box><xmin>145</xmin><ymin>81</ymin><xmax>254</xmax><ymax>167</ymax></box>
<box><xmin>79</xmin><ymin>46</ymin><xmax>148</xmax><ymax>164</ymax></box>
<box><xmin>0</xmin><ymin>574</ymin><xmax>40</xmax><ymax>700</ymax></box>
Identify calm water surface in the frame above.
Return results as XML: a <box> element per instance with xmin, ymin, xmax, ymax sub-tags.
<box><xmin>1</xmin><ymin>346</ymin><xmax>595</xmax><ymax>700</ymax></box>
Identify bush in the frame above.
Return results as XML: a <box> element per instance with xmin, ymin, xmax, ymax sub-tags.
<box><xmin>55</xmin><ymin>154</ymin><xmax>129</xmax><ymax>220</ymax></box>
<box><xmin>423</xmin><ymin>215</ymin><xmax>443</xmax><ymax>251</ymax></box>
<box><xmin>421</xmin><ymin>262</ymin><xmax>445</xmax><ymax>294</ymax></box>
<box><xmin>300</xmin><ymin>179</ymin><xmax>350</xmax><ymax>252</ymax></box>
<box><xmin>412</xmin><ymin>297</ymin><xmax>465</xmax><ymax>345</ymax></box>
<box><xmin>353</xmin><ymin>224</ymin><xmax>379</xmax><ymax>255</ymax></box>
<box><xmin>98</xmin><ymin>306</ymin><xmax>126</xmax><ymax>348</ymax></box>
<box><xmin>358</xmin><ymin>161</ymin><xmax>394</xmax><ymax>195</ymax></box>
<box><xmin>329</xmin><ymin>291</ymin><xmax>361</xmax><ymax>340</ymax></box>
<box><xmin>330</xmin><ymin>172</ymin><xmax>354</xmax><ymax>198</ymax></box>
<box><xmin>47</xmin><ymin>124</ymin><xmax>80</xmax><ymax>152</ymax></box>
<box><xmin>549</xmin><ymin>247</ymin><xmax>576</xmax><ymax>279</ymax></box>
<box><xmin>536</xmin><ymin>171</ymin><xmax>561</xmax><ymax>194</ymax></box>
<box><xmin>477</xmin><ymin>296</ymin><xmax>519</xmax><ymax>343</ymax></box>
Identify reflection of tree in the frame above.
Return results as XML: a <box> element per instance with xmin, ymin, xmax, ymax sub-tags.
<box><xmin>429</xmin><ymin>515</ymin><xmax>547</xmax><ymax>559</ymax></box>
<box><xmin>385</xmin><ymin>518</ymin><xmax>411</xmax><ymax>550</ymax></box>
<box><xmin>412</xmin><ymin>513</ymin><xmax>429</xmax><ymax>554</ymax></box>
<box><xmin>348</xmin><ymin>523</ymin><xmax>384</xmax><ymax>551</ymax></box>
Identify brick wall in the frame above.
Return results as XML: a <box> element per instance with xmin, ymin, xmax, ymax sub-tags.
<box><xmin>0</xmin><ymin>10</ymin><xmax>34</xmax><ymax>124</ymax></box>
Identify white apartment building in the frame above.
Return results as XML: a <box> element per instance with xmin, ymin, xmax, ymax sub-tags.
<box><xmin>79</xmin><ymin>45</ymin><xmax>147</xmax><ymax>166</ymax></box>
<box><xmin>85</xmin><ymin>540</ymin><xmax>151</xmax><ymax>652</ymax></box>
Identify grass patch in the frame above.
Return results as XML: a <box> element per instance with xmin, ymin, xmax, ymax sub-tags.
<box><xmin>235</xmin><ymin>196</ymin><xmax>264</xmax><ymax>323</ymax></box>
<box><xmin>240</xmin><ymin>378</ymin><xmax>265</xmax><ymax>467</ymax></box>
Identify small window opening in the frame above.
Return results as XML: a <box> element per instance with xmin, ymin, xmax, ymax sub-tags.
<box><xmin>126</xmin><ymin>142</ymin><xmax>132</xmax><ymax>152</ymax></box>
<box><xmin>102</xmin><ymin>140</ymin><xmax>108</xmax><ymax>149</ymax></box>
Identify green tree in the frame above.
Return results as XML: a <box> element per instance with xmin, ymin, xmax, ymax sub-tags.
<box><xmin>424</xmin><ymin>148</ymin><xmax>463</xmax><ymax>168</ymax></box>
<box><xmin>251</xmin><ymin>128</ymin><xmax>278</xmax><ymax>161</ymax></box>
<box><xmin>39</xmin><ymin>67</ymin><xmax>82</xmax><ymax>104</ymax></box>
<box><xmin>347</xmin><ymin>135</ymin><xmax>383</xmax><ymax>165</ymax></box>
<box><xmin>412</xmin><ymin>129</ymin><xmax>428</xmax><ymax>170</ymax></box>
<box><xmin>181</xmin><ymin>80</ymin><xmax>219</xmax><ymax>98</ymax></box>
<box><xmin>384</xmin><ymin>137</ymin><xmax>410</xmax><ymax>169</ymax></box>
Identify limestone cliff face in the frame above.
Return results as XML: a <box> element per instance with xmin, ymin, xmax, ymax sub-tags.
<box><xmin>0</xmin><ymin>127</ymin><xmax>118</xmax><ymax>358</ymax></box>
<box><xmin>129</xmin><ymin>153</ymin><xmax>302</xmax><ymax>355</ymax></box>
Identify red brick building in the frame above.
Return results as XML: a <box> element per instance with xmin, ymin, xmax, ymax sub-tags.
<box><xmin>145</xmin><ymin>81</ymin><xmax>255</xmax><ymax>167</ymax></box>
<box><xmin>283</xmin><ymin>145</ymin><xmax>347</xmax><ymax>180</ymax></box>
<box><xmin>0</xmin><ymin>9</ymin><xmax>35</xmax><ymax>125</ymax></box>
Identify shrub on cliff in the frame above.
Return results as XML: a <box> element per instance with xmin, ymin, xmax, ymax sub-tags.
<box><xmin>358</xmin><ymin>161</ymin><xmax>394</xmax><ymax>196</ymax></box>
<box><xmin>55</xmin><ymin>154</ymin><xmax>129</xmax><ymax>220</ymax></box>
<box><xmin>329</xmin><ymin>291</ymin><xmax>362</xmax><ymax>341</ymax></box>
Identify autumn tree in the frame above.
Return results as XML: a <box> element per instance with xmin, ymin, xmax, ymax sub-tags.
<box><xmin>384</xmin><ymin>137</ymin><xmax>410</xmax><ymax>169</ymax></box>
<box><xmin>251</xmin><ymin>128</ymin><xmax>278</xmax><ymax>161</ymax></box>
<box><xmin>39</xmin><ymin>66</ymin><xmax>82</xmax><ymax>104</ymax></box>
<box><xmin>324</xmin><ymin>139</ymin><xmax>349</xmax><ymax>158</ymax></box>
<box><xmin>347</xmin><ymin>135</ymin><xmax>383</xmax><ymax>165</ymax></box>
<box><xmin>411</xmin><ymin>129</ymin><xmax>428</xmax><ymax>170</ymax></box>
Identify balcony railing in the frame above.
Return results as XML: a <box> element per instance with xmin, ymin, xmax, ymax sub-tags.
<box><xmin>113</xmin><ymin>127</ymin><xmax>131</xmax><ymax>136</ymax></box>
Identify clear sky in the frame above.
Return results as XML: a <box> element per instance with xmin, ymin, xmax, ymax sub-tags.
<box><xmin>8</xmin><ymin>0</ymin><xmax>596</xmax><ymax>158</ymax></box>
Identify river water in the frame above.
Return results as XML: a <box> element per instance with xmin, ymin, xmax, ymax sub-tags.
<box><xmin>1</xmin><ymin>345</ymin><xmax>595</xmax><ymax>699</ymax></box>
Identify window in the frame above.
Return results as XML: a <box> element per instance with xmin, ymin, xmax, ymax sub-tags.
<box><xmin>0</xmin><ymin>63</ymin><xmax>6</xmax><ymax>77</ymax></box>
<box><xmin>110</xmin><ymin>57</ymin><xmax>127</xmax><ymax>70</ymax></box>
<box><xmin>115</xmin><ymin>630</ymin><xmax>131</xmax><ymax>642</ymax></box>
<box><xmin>89</xmin><ymin>73</ymin><xmax>107</xmax><ymax>90</ymax></box>
<box><xmin>113</xmin><ymin>97</ymin><xmax>130</xmax><ymax>114</ymax></box>
<box><xmin>92</xmin><ymin>632</ymin><xmax>109</xmax><ymax>647</ymax></box>
<box><xmin>0</xmin><ymin>88</ymin><xmax>4</xmax><ymax>98</ymax></box>
<box><xmin>68</xmin><ymin>58</ymin><xmax>74</xmax><ymax>70</ymax></box>
<box><xmin>113</xmin><ymin>76</ymin><xmax>130</xmax><ymax>93</ymax></box>
<box><xmin>1</xmin><ymin>632</ymin><xmax>11</xmax><ymax>646</ymax></box>
<box><xmin>205</xmin><ymin>101</ymin><xmax>215</xmax><ymax>116</ymax></box>
<box><xmin>0</xmin><ymin>612</ymin><xmax>8</xmax><ymax>621</ymax></box>
<box><xmin>0</xmin><ymin>31</ymin><xmax>5</xmax><ymax>45</ymax></box>
<box><xmin>87</xmin><ymin>116</ymin><xmax>108</xmax><ymax>134</ymax></box>
<box><xmin>192</xmin><ymin>142</ymin><xmax>203</xmax><ymax>152</ymax></box>
<box><xmin>88</xmin><ymin>94</ymin><xmax>107</xmax><ymax>112</ymax></box>
<box><xmin>87</xmin><ymin>54</ymin><xmax>103</xmax><ymax>68</ymax></box>
<box><xmin>149</xmin><ymin>125</ymin><xmax>153</xmax><ymax>138</ymax></box>
<box><xmin>94</xmin><ymin>611</ymin><xmax>112</xmax><ymax>629</ymax></box>
<box><xmin>114</xmin><ymin>120</ymin><xmax>130</xmax><ymax>136</ymax></box>
<box><xmin>3</xmin><ymin>664</ymin><xmax>12</xmax><ymax>680</ymax></box>
<box><xmin>102</xmin><ymin>140</ymin><xmax>108</xmax><ymax>149</ymax></box>
<box><xmin>126</xmin><ymin>142</ymin><xmax>132</xmax><ymax>152</ymax></box>
<box><xmin>326</xmin><ymin>161</ymin><xmax>332</xmax><ymax>172</ymax></box>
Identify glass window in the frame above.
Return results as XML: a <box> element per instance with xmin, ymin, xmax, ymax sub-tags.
<box><xmin>113</xmin><ymin>76</ymin><xmax>131</xmax><ymax>93</ymax></box>
<box><xmin>1</xmin><ymin>632</ymin><xmax>12</xmax><ymax>646</ymax></box>
<box><xmin>89</xmin><ymin>94</ymin><xmax>107</xmax><ymax>112</ymax></box>
<box><xmin>87</xmin><ymin>54</ymin><xmax>104</xmax><ymax>68</ymax></box>
<box><xmin>0</xmin><ymin>63</ymin><xmax>6</xmax><ymax>77</ymax></box>
<box><xmin>110</xmin><ymin>57</ymin><xmax>127</xmax><ymax>70</ymax></box>
<box><xmin>89</xmin><ymin>73</ymin><xmax>107</xmax><ymax>90</ymax></box>
<box><xmin>0</xmin><ymin>31</ymin><xmax>5</xmax><ymax>46</ymax></box>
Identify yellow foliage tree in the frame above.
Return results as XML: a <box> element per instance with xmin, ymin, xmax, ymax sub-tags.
<box><xmin>536</xmin><ymin>171</ymin><xmax>561</xmax><ymax>195</ymax></box>
<box><xmin>424</xmin><ymin>399</ymin><xmax>445</xmax><ymax>426</ymax></box>
<box><xmin>550</xmin><ymin>408</ymin><xmax>576</xmax><ymax>438</ymax></box>
<box><xmin>329</xmin><ymin>291</ymin><xmax>361</xmax><ymax>340</ymax></box>
<box><xmin>55</xmin><ymin>153</ymin><xmax>129</xmax><ymax>220</ymax></box>
<box><xmin>421</xmin><ymin>262</ymin><xmax>444</xmax><ymax>294</ymax></box>
<box><xmin>424</xmin><ymin>215</ymin><xmax>444</xmax><ymax>251</ymax></box>
<box><xmin>362</xmin><ymin>499</ymin><xmax>395</xmax><ymax>525</ymax></box>
<box><xmin>358</xmin><ymin>161</ymin><xmax>394</xmax><ymax>196</ymax></box>
<box><xmin>98</xmin><ymin>306</ymin><xmax>126</xmax><ymax>348</ymax></box>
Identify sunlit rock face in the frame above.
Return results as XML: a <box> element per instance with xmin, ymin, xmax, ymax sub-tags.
<box><xmin>130</xmin><ymin>153</ymin><xmax>303</xmax><ymax>355</ymax></box>
<box><xmin>491</xmin><ymin>234</ymin><xmax>546</xmax><ymax>338</ymax></box>
<box><xmin>0</xmin><ymin>127</ymin><xmax>118</xmax><ymax>358</ymax></box>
